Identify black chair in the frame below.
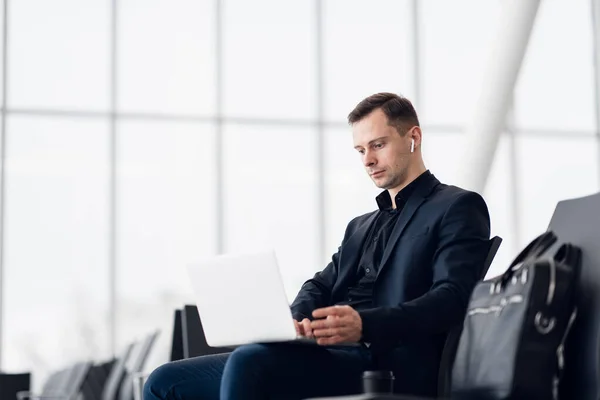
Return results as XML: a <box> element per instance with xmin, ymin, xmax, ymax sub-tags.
<box><xmin>102</xmin><ymin>342</ymin><xmax>135</xmax><ymax>400</ymax></box>
<box><xmin>118</xmin><ymin>330</ymin><xmax>160</xmax><ymax>400</ymax></box>
<box><xmin>81</xmin><ymin>359</ymin><xmax>115</xmax><ymax>400</ymax></box>
<box><xmin>169</xmin><ymin>305</ymin><xmax>234</xmax><ymax>361</ymax></box>
<box><xmin>545</xmin><ymin>192</ymin><xmax>600</xmax><ymax>400</ymax></box>
<box><xmin>170</xmin><ymin>309</ymin><xmax>185</xmax><ymax>361</ymax></box>
<box><xmin>181</xmin><ymin>305</ymin><xmax>234</xmax><ymax>358</ymax></box>
<box><xmin>0</xmin><ymin>372</ymin><xmax>31</xmax><ymax>400</ymax></box>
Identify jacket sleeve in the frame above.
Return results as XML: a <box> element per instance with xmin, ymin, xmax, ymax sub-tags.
<box><xmin>358</xmin><ymin>191</ymin><xmax>491</xmax><ymax>348</ymax></box>
<box><xmin>290</xmin><ymin>218</ymin><xmax>359</xmax><ymax>321</ymax></box>
<box><xmin>289</xmin><ymin>250</ymin><xmax>340</xmax><ymax>321</ymax></box>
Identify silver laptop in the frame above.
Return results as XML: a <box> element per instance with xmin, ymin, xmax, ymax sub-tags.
<box><xmin>186</xmin><ymin>250</ymin><xmax>315</xmax><ymax>347</ymax></box>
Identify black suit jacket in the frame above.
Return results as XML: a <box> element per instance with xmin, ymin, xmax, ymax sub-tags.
<box><xmin>290</xmin><ymin>173</ymin><xmax>491</xmax><ymax>396</ymax></box>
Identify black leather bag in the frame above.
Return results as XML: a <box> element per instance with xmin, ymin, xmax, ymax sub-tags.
<box><xmin>451</xmin><ymin>231</ymin><xmax>581</xmax><ymax>400</ymax></box>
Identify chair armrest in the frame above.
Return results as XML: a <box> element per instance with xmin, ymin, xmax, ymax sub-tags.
<box><xmin>132</xmin><ymin>371</ymin><xmax>151</xmax><ymax>400</ymax></box>
<box><xmin>16</xmin><ymin>390</ymin><xmax>30</xmax><ymax>400</ymax></box>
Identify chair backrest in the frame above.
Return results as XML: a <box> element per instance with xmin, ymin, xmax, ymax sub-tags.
<box><xmin>436</xmin><ymin>235</ymin><xmax>502</xmax><ymax>397</ymax></box>
<box><xmin>546</xmin><ymin>192</ymin><xmax>600</xmax><ymax>400</ymax></box>
<box><xmin>181</xmin><ymin>305</ymin><xmax>233</xmax><ymax>358</ymax></box>
<box><xmin>170</xmin><ymin>308</ymin><xmax>185</xmax><ymax>361</ymax></box>
<box><xmin>118</xmin><ymin>330</ymin><xmax>160</xmax><ymax>400</ymax></box>
<box><xmin>41</xmin><ymin>361</ymin><xmax>93</xmax><ymax>400</ymax></box>
<box><xmin>39</xmin><ymin>369</ymin><xmax>67</xmax><ymax>396</ymax></box>
<box><xmin>102</xmin><ymin>343</ymin><xmax>135</xmax><ymax>400</ymax></box>
<box><xmin>0</xmin><ymin>373</ymin><xmax>30</xmax><ymax>400</ymax></box>
<box><xmin>81</xmin><ymin>359</ymin><xmax>115</xmax><ymax>400</ymax></box>
<box><xmin>81</xmin><ymin>361</ymin><xmax>112</xmax><ymax>400</ymax></box>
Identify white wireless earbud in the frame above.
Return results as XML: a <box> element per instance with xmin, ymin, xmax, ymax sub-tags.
<box><xmin>410</xmin><ymin>138</ymin><xmax>415</xmax><ymax>153</ymax></box>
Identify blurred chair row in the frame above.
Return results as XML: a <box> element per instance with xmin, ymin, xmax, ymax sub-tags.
<box><xmin>1</xmin><ymin>330</ymin><xmax>159</xmax><ymax>400</ymax></box>
<box><xmin>0</xmin><ymin>304</ymin><xmax>223</xmax><ymax>400</ymax></box>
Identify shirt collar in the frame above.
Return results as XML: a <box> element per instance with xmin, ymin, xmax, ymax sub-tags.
<box><xmin>375</xmin><ymin>170</ymin><xmax>432</xmax><ymax>211</ymax></box>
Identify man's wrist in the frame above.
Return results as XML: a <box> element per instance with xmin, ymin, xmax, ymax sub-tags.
<box><xmin>292</xmin><ymin>311</ymin><xmax>311</xmax><ymax>321</ymax></box>
<box><xmin>357</xmin><ymin>309</ymin><xmax>374</xmax><ymax>343</ymax></box>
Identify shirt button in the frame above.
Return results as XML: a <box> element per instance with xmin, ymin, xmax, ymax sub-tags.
<box><xmin>366</xmin><ymin>268</ymin><xmax>371</xmax><ymax>274</ymax></box>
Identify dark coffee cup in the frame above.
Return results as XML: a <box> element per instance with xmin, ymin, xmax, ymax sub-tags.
<box><xmin>362</xmin><ymin>370</ymin><xmax>395</xmax><ymax>394</ymax></box>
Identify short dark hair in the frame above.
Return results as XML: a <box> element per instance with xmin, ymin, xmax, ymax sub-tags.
<box><xmin>347</xmin><ymin>92</ymin><xmax>420</xmax><ymax>135</ymax></box>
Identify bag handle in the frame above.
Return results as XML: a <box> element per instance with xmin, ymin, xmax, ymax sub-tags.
<box><xmin>500</xmin><ymin>231</ymin><xmax>558</xmax><ymax>287</ymax></box>
<box><xmin>554</xmin><ymin>242</ymin><xmax>582</xmax><ymax>276</ymax></box>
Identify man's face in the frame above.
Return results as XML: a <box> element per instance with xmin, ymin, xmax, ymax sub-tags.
<box><xmin>352</xmin><ymin>109</ymin><xmax>412</xmax><ymax>190</ymax></box>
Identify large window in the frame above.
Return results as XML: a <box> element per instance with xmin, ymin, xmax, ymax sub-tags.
<box><xmin>3</xmin><ymin>117</ymin><xmax>110</xmax><ymax>386</ymax></box>
<box><xmin>8</xmin><ymin>0</ymin><xmax>110</xmax><ymax>111</ymax></box>
<box><xmin>222</xmin><ymin>0</ymin><xmax>316</xmax><ymax>120</ymax></box>
<box><xmin>115</xmin><ymin>121</ymin><xmax>216</xmax><ymax>362</ymax></box>
<box><xmin>222</xmin><ymin>124</ymin><xmax>319</xmax><ymax>300</ymax></box>
<box><xmin>323</xmin><ymin>0</ymin><xmax>414</xmax><ymax>121</ymax></box>
<box><xmin>420</xmin><ymin>0</ymin><xmax>502</xmax><ymax>126</ymax></box>
<box><xmin>117</xmin><ymin>0</ymin><xmax>216</xmax><ymax>115</ymax></box>
<box><xmin>514</xmin><ymin>0</ymin><xmax>595</xmax><ymax>131</ymax></box>
<box><xmin>515</xmin><ymin>136</ymin><xmax>599</xmax><ymax>246</ymax></box>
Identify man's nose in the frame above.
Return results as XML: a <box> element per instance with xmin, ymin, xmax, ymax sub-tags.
<box><xmin>363</xmin><ymin>151</ymin><xmax>376</xmax><ymax>167</ymax></box>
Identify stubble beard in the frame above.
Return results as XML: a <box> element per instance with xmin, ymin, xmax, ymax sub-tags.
<box><xmin>378</xmin><ymin>168</ymin><xmax>407</xmax><ymax>190</ymax></box>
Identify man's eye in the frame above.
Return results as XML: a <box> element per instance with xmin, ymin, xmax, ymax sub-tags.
<box><xmin>374</xmin><ymin>143</ymin><xmax>384</xmax><ymax>149</ymax></box>
<box><xmin>357</xmin><ymin>149</ymin><xmax>365</xmax><ymax>155</ymax></box>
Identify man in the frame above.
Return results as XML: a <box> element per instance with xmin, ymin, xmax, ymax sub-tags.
<box><xmin>144</xmin><ymin>93</ymin><xmax>491</xmax><ymax>399</ymax></box>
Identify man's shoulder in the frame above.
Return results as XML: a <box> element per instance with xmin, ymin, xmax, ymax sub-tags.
<box><xmin>428</xmin><ymin>183</ymin><xmax>490</xmax><ymax>229</ymax></box>
<box><xmin>430</xmin><ymin>182</ymin><xmax>486</xmax><ymax>206</ymax></box>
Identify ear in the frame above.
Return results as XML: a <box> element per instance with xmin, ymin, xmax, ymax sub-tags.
<box><xmin>409</xmin><ymin>126</ymin><xmax>423</xmax><ymax>148</ymax></box>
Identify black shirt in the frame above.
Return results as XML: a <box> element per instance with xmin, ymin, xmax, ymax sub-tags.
<box><xmin>337</xmin><ymin>170</ymin><xmax>432</xmax><ymax>311</ymax></box>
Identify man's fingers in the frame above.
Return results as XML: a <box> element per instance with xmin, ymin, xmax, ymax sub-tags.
<box><xmin>294</xmin><ymin>318</ymin><xmax>313</xmax><ymax>336</ymax></box>
<box><xmin>293</xmin><ymin>320</ymin><xmax>302</xmax><ymax>335</ymax></box>
<box><xmin>310</xmin><ymin>315</ymin><xmax>350</xmax><ymax>330</ymax></box>
<box><xmin>313</xmin><ymin>326</ymin><xmax>352</xmax><ymax>338</ymax></box>
<box><xmin>313</xmin><ymin>328</ymin><xmax>339</xmax><ymax>338</ymax></box>
<box><xmin>317</xmin><ymin>335</ymin><xmax>345</xmax><ymax>346</ymax></box>
<box><xmin>301</xmin><ymin>318</ymin><xmax>313</xmax><ymax>337</ymax></box>
<box><xmin>312</xmin><ymin>305</ymin><xmax>348</xmax><ymax>319</ymax></box>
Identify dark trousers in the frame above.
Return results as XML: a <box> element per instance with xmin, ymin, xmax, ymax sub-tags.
<box><xmin>143</xmin><ymin>342</ymin><xmax>373</xmax><ymax>400</ymax></box>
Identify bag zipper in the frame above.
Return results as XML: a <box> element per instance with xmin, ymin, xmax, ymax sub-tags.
<box><xmin>467</xmin><ymin>294</ymin><xmax>524</xmax><ymax>316</ymax></box>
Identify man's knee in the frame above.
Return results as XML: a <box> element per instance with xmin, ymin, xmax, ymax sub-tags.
<box><xmin>225</xmin><ymin>343</ymin><xmax>289</xmax><ymax>377</ymax></box>
<box><xmin>143</xmin><ymin>363</ymin><xmax>178</xmax><ymax>399</ymax></box>
<box><xmin>143</xmin><ymin>355</ymin><xmax>227</xmax><ymax>400</ymax></box>
<box><xmin>220</xmin><ymin>344</ymin><xmax>285</xmax><ymax>397</ymax></box>
<box><xmin>144</xmin><ymin>362</ymin><xmax>188</xmax><ymax>400</ymax></box>
<box><xmin>227</xmin><ymin>343</ymin><xmax>271</xmax><ymax>367</ymax></box>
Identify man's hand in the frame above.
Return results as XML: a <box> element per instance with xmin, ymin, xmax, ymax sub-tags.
<box><xmin>310</xmin><ymin>305</ymin><xmax>362</xmax><ymax>345</ymax></box>
<box><xmin>294</xmin><ymin>318</ymin><xmax>314</xmax><ymax>338</ymax></box>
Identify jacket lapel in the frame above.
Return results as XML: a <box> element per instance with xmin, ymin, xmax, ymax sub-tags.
<box><xmin>376</xmin><ymin>174</ymin><xmax>440</xmax><ymax>278</ymax></box>
<box><xmin>331</xmin><ymin>211</ymin><xmax>379</xmax><ymax>301</ymax></box>
<box><xmin>339</xmin><ymin>211</ymin><xmax>379</xmax><ymax>273</ymax></box>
